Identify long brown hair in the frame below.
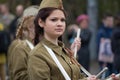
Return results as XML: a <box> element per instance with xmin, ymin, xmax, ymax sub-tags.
<box><xmin>34</xmin><ymin>7</ymin><xmax>66</xmax><ymax>45</ymax></box>
<box><xmin>16</xmin><ymin>16</ymin><xmax>35</xmax><ymax>39</ymax></box>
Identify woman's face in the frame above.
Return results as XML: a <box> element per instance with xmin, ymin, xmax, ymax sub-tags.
<box><xmin>41</xmin><ymin>9</ymin><xmax>66</xmax><ymax>39</ymax></box>
<box><xmin>79</xmin><ymin>19</ymin><xmax>88</xmax><ymax>29</ymax></box>
<box><xmin>22</xmin><ymin>26</ymin><xmax>29</xmax><ymax>39</ymax></box>
<box><xmin>22</xmin><ymin>17</ymin><xmax>35</xmax><ymax>41</ymax></box>
<box><xmin>22</xmin><ymin>25</ymin><xmax>35</xmax><ymax>40</ymax></box>
<box><xmin>103</xmin><ymin>17</ymin><xmax>114</xmax><ymax>27</ymax></box>
<box><xmin>27</xmin><ymin>23</ymin><xmax>35</xmax><ymax>40</ymax></box>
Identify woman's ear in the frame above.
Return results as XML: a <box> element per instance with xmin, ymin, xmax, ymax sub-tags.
<box><xmin>38</xmin><ymin>18</ymin><xmax>44</xmax><ymax>28</ymax></box>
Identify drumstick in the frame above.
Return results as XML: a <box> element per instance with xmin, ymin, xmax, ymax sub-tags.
<box><xmin>96</xmin><ymin>67</ymin><xmax>108</xmax><ymax>78</ymax></box>
<box><xmin>80</xmin><ymin>65</ymin><xmax>91</xmax><ymax>77</ymax></box>
<box><xmin>74</xmin><ymin>28</ymin><xmax>80</xmax><ymax>58</ymax></box>
<box><xmin>74</xmin><ymin>29</ymin><xmax>91</xmax><ymax>76</ymax></box>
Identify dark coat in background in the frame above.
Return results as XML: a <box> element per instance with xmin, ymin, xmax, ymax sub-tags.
<box><xmin>97</xmin><ymin>24</ymin><xmax>113</xmax><ymax>52</ymax></box>
<box><xmin>111</xmin><ymin>27</ymin><xmax>120</xmax><ymax>71</ymax></box>
<box><xmin>9</xmin><ymin>16</ymin><xmax>21</xmax><ymax>39</ymax></box>
<box><xmin>0</xmin><ymin>30</ymin><xmax>11</xmax><ymax>54</ymax></box>
<box><xmin>77</xmin><ymin>29</ymin><xmax>91</xmax><ymax>70</ymax></box>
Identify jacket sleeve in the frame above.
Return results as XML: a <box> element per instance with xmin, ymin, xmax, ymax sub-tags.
<box><xmin>28</xmin><ymin>53</ymin><xmax>50</xmax><ymax>80</ymax></box>
<box><xmin>12</xmin><ymin>46</ymin><xmax>28</xmax><ymax>80</ymax></box>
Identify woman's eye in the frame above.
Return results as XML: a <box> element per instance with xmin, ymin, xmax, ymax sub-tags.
<box><xmin>61</xmin><ymin>19</ymin><xmax>66</xmax><ymax>22</ymax></box>
<box><xmin>51</xmin><ymin>19</ymin><xmax>57</xmax><ymax>21</ymax></box>
<box><xmin>50</xmin><ymin>18</ymin><xmax>66</xmax><ymax>22</ymax></box>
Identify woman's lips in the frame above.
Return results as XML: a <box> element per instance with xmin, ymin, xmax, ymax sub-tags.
<box><xmin>55</xmin><ymin>28</ymin><xmax>63</xmax><ymax>32</ymax></box>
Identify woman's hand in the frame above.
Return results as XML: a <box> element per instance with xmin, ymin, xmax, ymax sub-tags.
<box><xmin>87</xmin><ymin>75</ymin><xmax>98</xmax><ymax>80</ymax></box>
<box><xmin>110</xmin><ymin>74</ymin><xmax>119</xmax><ymax>80</ymax></box>
<box><xmin>70</xmin><ymin>37</ymin><xmax>81</xmax><ymax>52</ymax></box>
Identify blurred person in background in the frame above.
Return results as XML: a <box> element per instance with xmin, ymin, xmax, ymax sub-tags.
<box><xmin>97</xmin><ymin>13</ymin><xmax>115</xmax><ymax>78</ymax></box>
<box><xmin>10</xmin><ymin>4</ymin><xmax>24</xmax><ymax>40</ymax></box>
<box><xmin>0</xmin><ymin>23</ymin><xmax>6</xmax><ymax>80</ymax></box>
<box><xmin>8</xmin><ymin>5</ymin><xmax>39</xmax><ymax>80</ymax></box>
<box><xmin>111</xmin><ymin>14</ymin><xmax>120</xmax><ymax>73</ymax></box>
<box><xmin>8</xmin><ymin>16</ymin><xmax>35</xmax><ymax>80</ymax></box>
<box><xmin>0</xmin><ymin>4</ymin><xmax>5</xmax><ymax>80</ymax></box>
<box><xmin>76</xmin><ymin>14</ymin><xmax>91</xmax><ymax>71</ymax></box>
<box><xmin>0</xmin><ymin>3</ymin><xmax>15</xmax><ymax>31</ymax></box>
<box><xmin>0</xmin><ymin>3</ymin><xmax>12</xmax><ymax>80</ymax></box>
<box><xmin>0</xmin><ymin>2</ymin><xmax>14</xmax><ymax>75</ymax></box>
<box><xmin>0</xmin><ymin>3</ymin><xmax>14</xmax><ymax>58</ymax></box>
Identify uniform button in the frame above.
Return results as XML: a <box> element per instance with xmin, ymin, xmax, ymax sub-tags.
<box><xmin>69</xmin><ymin>61</ymin><xmax>72</xmax><ymax>64</ymax></box>
<box><xmin>74</xmin><ymin>75</ymin><xmax>76</xmax><ymax>79</ymax></box>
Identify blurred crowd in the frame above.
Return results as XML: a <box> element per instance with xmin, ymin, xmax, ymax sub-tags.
<box><xmin>0</xmin><ymin>3</ymin><xmax>24</xmax><ymax>80</ymax></box>
<box><xmin>0</xmin><ymin>2</ymin><xmax>120</xmax><ymax>80</ymax></box>
<box><xmin>67</xmin><ymin>13</ymin><xmax>120</xmax><ymax>79</ymax></box>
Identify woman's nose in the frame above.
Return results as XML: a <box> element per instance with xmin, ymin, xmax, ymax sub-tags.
<box><xmin>57</xmin><ymin>20</ymin><xmax>63</xmax><ymax>26</ymax></box>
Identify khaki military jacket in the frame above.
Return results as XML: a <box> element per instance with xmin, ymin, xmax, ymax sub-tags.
<box><xmin>8</xmin><ymin>40</ymin><xmax>32</xmax><ymax>80</ymax></box>
<box><xmin>8</xmin><ymin>39</ymin><xmax>21</xmax><ymax>78</ymax></box>
<box><xmin>8</xmin><ymin>39</ymin><xmax>21</xmax><ymax>63</ymax></box>
<box><xmin>28</xmin><ymin>38</ymin><xmax>87</xmax><ymax>80</ymax></box>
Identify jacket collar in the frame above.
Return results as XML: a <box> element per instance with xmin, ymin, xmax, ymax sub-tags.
<box><xmin>41</xmin><ymin>38</ymin><xmax>65</xmax><ymax>56</ymax></box>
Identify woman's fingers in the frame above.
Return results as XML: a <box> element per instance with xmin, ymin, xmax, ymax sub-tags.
<box><xmin>87</xmin><ymin>75</ymin><xmax>98</xmax><ymax>80</ymax></box>
<box><xmin>70</xmin><ymin>37</ymin><xmax>81</xmax><ymax>53</ymax></box>
<box><xmin>110</xmin><ymin>74</ymin><xmax>119</xmax><ymax>80</ymax></box>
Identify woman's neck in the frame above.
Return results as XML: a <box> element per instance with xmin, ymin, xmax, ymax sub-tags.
<box><xmin>44</xmin><ymin>35</ymin><xmax>58</xmax><ymax>46</ymax></box>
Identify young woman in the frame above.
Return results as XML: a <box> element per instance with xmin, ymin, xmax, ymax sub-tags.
<box><xmin>8</xmin><ymin>5</ymin><xmax>80</xmax><ymax>80</ymax></box>
<box><xmin>7</xmin><ymin>5</ymin><xmax>39</xmax><ymax>80</ymax></box>
<box><xmin>76</xmin><ymin>14</ymin><xmax>91</xmax><ymax>70</ymax></box>
<box><xmin>28</xmin><ymin>7</ymin><xmax>98</xmax><ymax>80</ymax></box>
<box><xmin>8</xmin><ymin>16</ymin><xmax>35</xmax><ymax>80</ymax></box>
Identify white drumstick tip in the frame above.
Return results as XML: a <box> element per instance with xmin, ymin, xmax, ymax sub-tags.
<box><xmin>96</xmin><ymin>67</ymin><xmax>108</xmax><ymax>78</ymax></box>
<box><xmin>74</xmin><ymin>28</ymin><xmax>81</xmax><ymax>58</ymax></box>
